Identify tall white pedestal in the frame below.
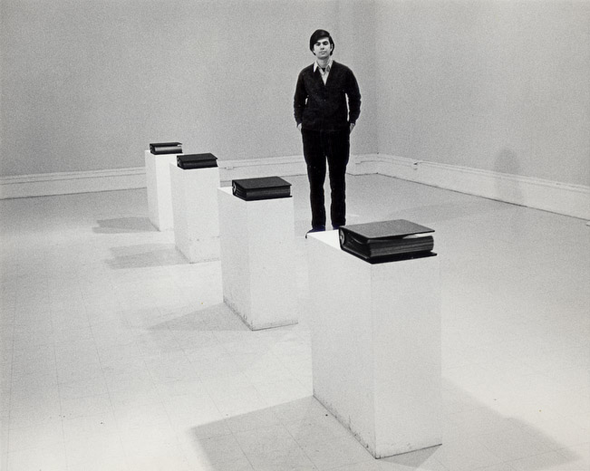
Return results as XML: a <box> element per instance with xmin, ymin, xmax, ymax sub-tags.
<box><xmin>170</xmin><ymin>164</ymin><xmax>220</xmax><ymax>263</ymax></box>
<box><xmin>145</xmin><ymin>150</ymin><xmax>177</xmax><ymax>231</ymax></box>
<box><xmin>218</xmin><ymin>187</ymin><xmax>297</xmax><ymax>330</ymax></box>
<box><xmin>307</xmin><ymin>231</ymin><xmax>441</xmax><ymax>458</ymax></box>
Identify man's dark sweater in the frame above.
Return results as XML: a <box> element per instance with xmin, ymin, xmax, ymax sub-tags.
<box><xmin>294</xmin><ymin>61</ymin><xmax>361</xmax><ymax>131</ymax></box>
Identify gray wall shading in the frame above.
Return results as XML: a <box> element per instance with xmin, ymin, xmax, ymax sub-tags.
<box><xmin>375</xmin><ymin>0</ymin><xmax>590</xmax><ymax>186</ymax></box>
<box><xmin>0</xmin><ymin>0</ymin><xmax>376</xmax><ymax>176</ymax></box>
<box><xmin>1</xmin><ymin>0</ymin><xmax>588</xmax><ymax>188</ymax></box>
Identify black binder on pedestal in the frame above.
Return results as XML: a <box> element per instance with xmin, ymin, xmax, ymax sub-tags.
<box><xmin>149</xmin><ymin>142</ymin><xmax>183</xmax><ymax>155</ymax></box>
<box><xmin>177</xmin><ymin>153</ymin><xmax>218</xmax><ymax>169</ymax></box>
<box><xmin>339</xmin><ymin>219</ymin><xmax>435</xmax><ymax>264</ymax></box>
<box><xmin>232</xmin><ymin>176</ymin><xmax>291</xmax><ymax>201</ymax></box>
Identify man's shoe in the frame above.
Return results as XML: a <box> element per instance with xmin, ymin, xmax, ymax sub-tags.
<box><xmin>305</xmin><ymin>226</ymin><xmax>325</xmax><ymax>238</ymax></box>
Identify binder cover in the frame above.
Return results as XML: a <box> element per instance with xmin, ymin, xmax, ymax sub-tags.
<box><xmin>150</xmin><ymin>142</ymin><xmax>183</xmax><ymax>155</ymax></box>
<box><xmin>339</xmin><ymin>219</ymin><xmax>435</xmax><ymax>264</ymax></box>
<box><xmin>232</xmin><ymin>176</ymin><xmax>292</xmax><ymax>201</ymax></box>
<box><xmin>177</xmin><ymin>153</ymin><xmax>218</xmax><ymax>169</ymax></box>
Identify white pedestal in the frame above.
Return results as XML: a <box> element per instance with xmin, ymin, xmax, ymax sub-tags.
<box><xmin>218</xmin><ymin>187</ymin><xmax>297</xmax><ymax>330</ymax></box>
<box><xmin>145</xmin><ymin>150</ymin><xmax>177</xmax><ymax>231</ymax></box>
<box><xmin>170</xmin><ymin>164</ymin><xmax>220</xmax><ymax>263</ymax></box>
<box><xmin>307</xmin><ymin>231</ymin><xmax>441</xmax><ymax>458</ymax></box>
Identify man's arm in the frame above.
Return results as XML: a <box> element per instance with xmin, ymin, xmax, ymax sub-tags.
<box><xmin>293</xmin><ymin>72</ymin><xmax>307</xmax><ymax>127</ymax></box>
<box><xmin>346</xmin><ymin>70</ymin><xmax>361</xmax><ymax>125</ymax></box>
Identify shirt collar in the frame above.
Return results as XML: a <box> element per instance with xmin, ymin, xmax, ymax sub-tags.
<box><xmin>314</xmin><ymin>59</ymin><xmax>333</xmax><ymax>73</ymax></box>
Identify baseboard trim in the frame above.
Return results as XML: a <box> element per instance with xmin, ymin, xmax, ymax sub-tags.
<box><xmin>0</xmin><ymin>167</ymin><xmax>147</xmax><ymax>199</ymax></box>
<box><xmin>2</xmin><ymin>154</ymin><xmax>588</xmax><ymax>220</ymax></box>
<box><xmin>350</xmin><ymin>154</ymin><xmax>590</xmax><ymax>220</ymax></box>
<box><xmin>218</xmin><ymin>155</ymin><xmax>307</xmax><ymax>182</ymax></box>
<box><xmin>0</xmin><ymin>157</ymin><xmax>308</xmax><ymax>200</ymax></box>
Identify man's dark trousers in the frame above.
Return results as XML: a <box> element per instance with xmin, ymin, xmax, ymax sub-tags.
<box><xmin>302</xmin><ymin>128</ymin><xmax>350</xmax><ymax>229</ymax></box>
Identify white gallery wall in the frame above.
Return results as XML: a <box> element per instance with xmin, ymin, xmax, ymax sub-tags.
<box><xmin>1</xmin><ymin>0</ymin><xmax>588</xmax><ymax>217</ymax></box>
<box><xmin>0</xmin><ymin>0</ymin><xmax>376</xmax><ymax>177</ymax></box>
<box><xmin>374</xmin><ymin>0</ymin><xmax>590</xmax><ymax>187</ymax></box>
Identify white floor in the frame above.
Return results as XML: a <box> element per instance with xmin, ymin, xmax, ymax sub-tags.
<box><xmin>0</xmin><ymin>174</ymin><xmax>588</xmax><ymax>471</ymax></box>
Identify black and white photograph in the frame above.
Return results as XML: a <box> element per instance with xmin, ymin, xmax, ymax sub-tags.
<box><xmin>1</xmin><ymin>1</ymin><xmax>589</xmax><ymax>470</ymax></box>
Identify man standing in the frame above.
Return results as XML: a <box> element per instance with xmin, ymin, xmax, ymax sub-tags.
<box><xmin>294</xmin><ymin>29</ymin><xmax>361</xmax><ymax>236</ymax></box>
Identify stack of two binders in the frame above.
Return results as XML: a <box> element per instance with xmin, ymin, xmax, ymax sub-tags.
<box><xmin>232</xmin><ymin>176</ymin><xmax>291</xmax><ymax>201</ymax></box>
<box><xmin>339</xmin><ymin>219</ymin><xmax>435</xmax><ymax>264</ymax></box>
<box><xmin>149</xmin><ymin>142</ymin><xmax>182</xmax><ymax>155</ymax></box>
<box><xmin>176</xmin><ymin>153</ymin><xmax>218</xmax><ymax>169</ymax></box>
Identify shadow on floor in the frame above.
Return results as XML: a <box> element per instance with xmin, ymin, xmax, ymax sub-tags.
<box><xmin>184</xmin><ymin>382</ymin><xmax>583</xmax><ymax>470</ymax></box>
<box><xmin>149</xmin><ymin>303</ymin><xmax>250</xmax><ymax>332</ymax></box>
<box><xmin>93</xmin><ymin>217</ymin><xmax>157</xmax><ymax>233</ymax></box>
<box><xmin>106</xmin><ymin>243</ymin><xmax>187</xmax><ymax>269</ymax></box>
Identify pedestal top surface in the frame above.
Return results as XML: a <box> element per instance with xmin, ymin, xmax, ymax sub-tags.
<box><xmin>308</xmin><ymin>230</ymin><xmax>340</xmax><ymax>249</ymax></box>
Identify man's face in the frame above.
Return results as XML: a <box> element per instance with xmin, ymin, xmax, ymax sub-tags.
<box><xmin>313</xmin><ymin>37</ymin><xmax>332</xmax><ymax>58</ymax></box>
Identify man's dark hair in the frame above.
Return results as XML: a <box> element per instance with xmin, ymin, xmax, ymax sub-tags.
<box><xmin>309</xmin><ymin>29</ymin><xmax>335</xmax><ymax>55</ymax></box>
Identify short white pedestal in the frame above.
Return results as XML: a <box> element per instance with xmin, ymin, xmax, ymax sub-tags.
<box><xmin>218</xmin><ymin>187</ymin><xmax>297</xmax><ymax>330</ymax></box>
<box><xmin>170</xmin><ymin>164</ymin><xmax>220</xmax><ymax>263</ymax></box>
<box><xmin>307</xmin><ymin>231</ymin><xmax>441</xmax><ymax>459</ymax></box>
<box><xmin>145</xmin><ymin>150</ymin><xmax>177</xmax><ymax>231</ymax></box>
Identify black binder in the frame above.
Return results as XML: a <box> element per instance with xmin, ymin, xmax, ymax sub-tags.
<box><xmin>339</xmin><ymin>219</ymin><xmax>435</xmax><ymax>264</ymax></box>
<box><xmin>149</xmin><ymin>142</ymin><xmax>182</xmax><ymax>155</ymax></box>
<box><xmin>232</xmin><ymin>176</ymin><xmax>292</xmax><ymax>201</ymax></box>
<box><xmin>177</xmin><ymin>153</ymin><xmax>218</xmax><ymax>169</ymax></box>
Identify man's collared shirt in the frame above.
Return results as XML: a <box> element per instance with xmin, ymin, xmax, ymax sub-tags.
<box><xmin>314</xmin><ymin>59</ymin><xmax>333</xmax><ymax>85</ymax></box>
